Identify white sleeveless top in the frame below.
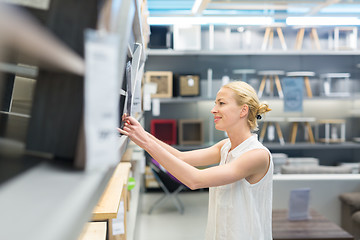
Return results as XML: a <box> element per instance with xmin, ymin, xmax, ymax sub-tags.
<box><xmin>205</xmin><ymin>134</ymin><xmax>273</xmax><ymax>240</ymax></box>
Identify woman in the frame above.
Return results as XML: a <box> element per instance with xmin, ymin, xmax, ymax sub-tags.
<box><xmin>119</xmin><ymin>81</ymin><xmax>273</xmax><ymax>240</ymax></box>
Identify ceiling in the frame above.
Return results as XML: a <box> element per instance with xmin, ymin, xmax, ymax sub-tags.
<box><xmin>146</xmin><ymin>0</ymin><xmax>360</xmax><ymax>19</ymax></box>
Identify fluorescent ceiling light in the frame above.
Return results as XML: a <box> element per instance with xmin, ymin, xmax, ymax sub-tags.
<box><xmin>286</xmin><ymin>17</ymin><xmax>360</xmax><ymax>26</ymax></box>
<box><xmin>148</xmin><ymin>16</ymin><xmax>274</xmax><ymax>26</ymax></box>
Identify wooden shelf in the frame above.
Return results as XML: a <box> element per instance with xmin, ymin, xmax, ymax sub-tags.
<box><xmin>91</xmin><ymin>162</ymin><xmax>131</xmax><ymax>240</ymax></box>
<box><xmin>92</xmin><ymin>162</ymin><xmax>131</xmax><ymax>221</ymax></box>
<box><xmin>78</xmin><ymin>222</ymin><xmax>107</xmax><ymax>240</ymax></box>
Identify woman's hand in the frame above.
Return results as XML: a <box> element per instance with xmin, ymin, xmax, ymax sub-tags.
<box><xmin>118</xmin><ymin>114</ymin><xmax>151</xmax><ymax>150</ymax></box>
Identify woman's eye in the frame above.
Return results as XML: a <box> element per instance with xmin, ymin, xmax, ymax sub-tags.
<box><xmin>214</xmin><ymin>101</ymin><xmax>225</xmax><ymax>106</ymax></box>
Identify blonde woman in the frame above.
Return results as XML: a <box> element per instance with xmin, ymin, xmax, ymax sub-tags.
<box><xmin>119</xmin><ymin>81</ymin><xmax>273</xmax><ymax>240</ymax></box>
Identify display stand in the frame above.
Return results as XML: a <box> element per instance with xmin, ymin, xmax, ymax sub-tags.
<box><xmin>288</xmin><ymin>117</ymin><xmax>316</xmax><ymax>144</ymax></box>
<box><xmin>259</xmin><ymin>117</ymin><xmax>285</xmax><ymax>145</ymax></box>
<box><xmin>257</xmin><ymin>70</ymin><xmax>285</xmax><ymax>98</ymax></box>
<box><xmin>261</xmin><ymin>26</ymin><xmax>287</xmax><ymax>50</ymax></box>
<box><xmin>294</xmin><ymin>27</ymin><xmax>321</xmax><ymax>50</ymax></box>
<box><xmin>286</xmin><ymin>71</ymin><xmax>315</xmax><ymax>98</ymax></box>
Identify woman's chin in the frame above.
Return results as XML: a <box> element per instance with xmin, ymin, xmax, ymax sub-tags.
<box><xmin>214</xmin><ymin>125</ymin><xmax>225</xmax><ymax>131</ymax></box>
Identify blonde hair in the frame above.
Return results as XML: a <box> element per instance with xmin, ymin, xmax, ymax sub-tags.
<box><xmin>222</xmin><ymin>81</ymin><xmax>271</xmax><ymax>131</ymax></box>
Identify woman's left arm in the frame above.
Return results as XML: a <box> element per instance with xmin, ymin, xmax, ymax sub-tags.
<box><xmin>119</xmin><ymin>116</ymin><xmax>269</xmax><ymax>189</ymax></box>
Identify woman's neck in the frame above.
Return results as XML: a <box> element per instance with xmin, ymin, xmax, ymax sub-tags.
<box><xmin>226</xmin><ymin>128</ymin><xmax>252</xmax><ymax>151</ymax></box>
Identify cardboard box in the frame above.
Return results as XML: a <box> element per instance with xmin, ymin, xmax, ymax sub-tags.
<box><xmin>174</xmin><ymin>75</ymin><xmax>200</xmax><ymax>96</ymax></box>
<box><xmin>173</xmin><ymin>25</ymin><xmax>201</xmax><ymax>50</ymax></box>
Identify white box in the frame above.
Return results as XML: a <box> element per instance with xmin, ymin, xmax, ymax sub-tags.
<box><xmin>173</xmin><ymin>24</ymin><xmax>201</xmax><ymax>50</ymax></box>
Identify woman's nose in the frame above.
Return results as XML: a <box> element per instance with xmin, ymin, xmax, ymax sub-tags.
<box><xmin>211</xmin><ymin>106</ymin><xmax>217</xmax><ymax>113</ymax></box>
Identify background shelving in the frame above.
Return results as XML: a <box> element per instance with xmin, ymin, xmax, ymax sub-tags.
<box><xmin>143</xmin><ymin>24</ymin><xmax>360</xmax><ymax>167</ymax></box>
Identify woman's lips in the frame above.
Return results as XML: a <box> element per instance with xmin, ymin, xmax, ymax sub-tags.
<box><xmin>214</xmin><ymin>116</ymin><xmax>221</xmax><ymax>123</ymax></box>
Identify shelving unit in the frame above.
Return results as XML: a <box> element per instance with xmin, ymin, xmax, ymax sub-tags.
<box><xmin>144</xmin><ymin>25</ymin><xmax>360</xmax><ymax>167</ymax></box>
<box><xmin>144</xmin><ymin>96</ymin><xmax>360</xmax><ymax>165</ymax></box>
<box><xmin>0</xmin><ymin>0</ymin><xmax>149</xmax><ymax>240</ymax></box>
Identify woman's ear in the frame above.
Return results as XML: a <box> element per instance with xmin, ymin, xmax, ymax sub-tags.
<box><xmin>240</xmin><ymin>104</ymin><xmax>249</xmax><ymax>118</ymax></box>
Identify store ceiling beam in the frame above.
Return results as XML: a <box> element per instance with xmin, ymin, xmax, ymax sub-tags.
<box><xmin>192</xmin><ymin>0</ymin><xmax>211</xmax><ymax>15</ymax></box>
<box><xmin>306</xmin><ymin>0</ymin><xmax>341</xmax><ymax>16</ymax></box>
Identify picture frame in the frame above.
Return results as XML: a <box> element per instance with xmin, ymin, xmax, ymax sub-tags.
<box><xmin>145</xmin><ymin>71</ymin><xmax>173</xmax><ymax>98</ymax></box>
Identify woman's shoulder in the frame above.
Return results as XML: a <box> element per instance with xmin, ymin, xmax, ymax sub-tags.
<box><xmin>213</xmin><ymin>138</ymin><xmax>230</xmax><ymax>151</ymax></box>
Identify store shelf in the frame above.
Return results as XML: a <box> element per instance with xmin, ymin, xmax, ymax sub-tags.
<box><xmin>153</xmin><ymin>95</ymin><xmax>360</xmax><ymax>104</ymax></box>
<box><xmin>0</xmin><ymin>161</ymin><xmax>113</xmax><ymax>240</ymax></box>
<box><xmin>147</xmin><ymin>49</ymin><xmax>360</xmax><ymax>56</ymax></box>
<box><xmin>264</xmin><ymin>141</ymin><xmax>360</xmax><ymax>150</ymax></box>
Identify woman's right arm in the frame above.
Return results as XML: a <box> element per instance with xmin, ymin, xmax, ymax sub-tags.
<box><xmin>146</xmin><ymin>132</ymin><xmax>227</xmax><ymax>167</ymax></box>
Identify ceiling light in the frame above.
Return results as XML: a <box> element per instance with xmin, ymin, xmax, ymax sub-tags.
<box><xmin>286</xmin><ymin>17</ymin><xmax>360</xmax><ymax>26</ymax></box>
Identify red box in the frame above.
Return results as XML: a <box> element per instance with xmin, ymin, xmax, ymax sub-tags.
<box><xmin>150</xmin><ymin>119</ymin><xmax>177</xmax><ymax>145</ymax></box>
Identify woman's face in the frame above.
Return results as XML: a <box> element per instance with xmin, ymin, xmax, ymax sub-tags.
<box><xmin>211</xmin><ymin>87</ymin><xmax>244</xmax><ymax>131</ymax></box>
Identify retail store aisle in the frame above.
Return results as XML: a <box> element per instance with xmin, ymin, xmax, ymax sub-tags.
<box><xmin>136</xmin><ymin>191</ymin><xmax>209</xmax><ymax>240</ymax></box>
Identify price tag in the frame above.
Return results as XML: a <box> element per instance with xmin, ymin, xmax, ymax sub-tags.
<box><xmin>152</xmin><ymin>98</ymin><xmax>160</xmax><ymax>116</ymax></box>
<box><xmin>84</xmin><ymin>30</ymin><xmax>121</xmax><ymax>171</ymax></box>
<box><xmin>187</xmin><ymin>77</ymin><xmax>194</xmax><ymax>87</ymax></box>
<box><xmin>112</xmin><ymin>201</ymin><xmax>125</xmax><ymax>235</ymax></box>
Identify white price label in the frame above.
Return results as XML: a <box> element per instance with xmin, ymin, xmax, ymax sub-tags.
<box><xmin>84</xmin><ymin>30</ymin><xmax>120</xmax><ymax>171</ymax></box>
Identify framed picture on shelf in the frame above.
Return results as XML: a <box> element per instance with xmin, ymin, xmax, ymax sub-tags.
<box><xmin>145</xmin><ymin>71</ymin><xmax>173</xmax><ymax>98</ymax></box>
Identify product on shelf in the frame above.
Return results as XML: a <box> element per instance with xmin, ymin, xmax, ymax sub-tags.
<box><xmin>317</xmin><ymin>119</ymin><xmax>346</xmax><ymax>143</ymax></box>
<box><xmin>257</xmin><ymin>70</ymin><xmax>285</xmax><ymax>98</ymax></box>
<box><xmin>145</xmin><ymin>71</ymin><xmax>173</xmax><ymax>98</ymax></box>
<box><xmin>150</xmin><ymin>119</ymin><xmax>177</xmax><ymax>145</ymax></box>
<box><xmin>288</xmin><ymin>117</ymin><xmax>316</xmax><ymax>144</ymax></box>
<box><xmin>174</xmin><ymin>74</ymin><xmax>200</xmax><ymax>97</ymax></box>
<box><xmin>286</xmin><ymin>71</ymin><xmax>315</xmax><ymax>98</ymax></box>
<box><xmin>178</xmin><ymin>119</ymin><xmax>204</xmax><ymax>145</ymax></box>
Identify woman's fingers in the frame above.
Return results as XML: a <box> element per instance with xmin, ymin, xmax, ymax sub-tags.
<box><xmin>117</xmin><ymin>127</ymin><xmax>128</xmax><ymax>136</ymax></box>
<box><xmin>125</xmin><ymin>116</ymin><xmax>139</xmax><ymax>125</ymax></box>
